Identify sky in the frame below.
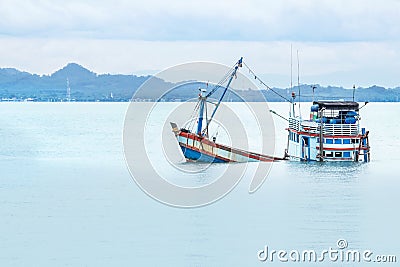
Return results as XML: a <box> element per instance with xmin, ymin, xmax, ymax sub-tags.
<box><xmin>0</xmin><ymin>0</ymin><xmax>399</xmax><ymax>88</ymax></box>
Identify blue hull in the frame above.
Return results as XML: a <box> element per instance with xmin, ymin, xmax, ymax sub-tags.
<box><xmin>180</xmin><ymin>145</ymin><xmax>228</xmax><ymax>163</ymax></box>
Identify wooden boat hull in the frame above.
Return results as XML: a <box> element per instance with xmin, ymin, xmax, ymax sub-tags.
<box><xmin>171</xmin><ymin>124</ymin><xmax>279</xmax><ymax>163</ymax></box>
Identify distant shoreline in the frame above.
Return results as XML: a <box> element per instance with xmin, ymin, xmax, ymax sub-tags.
<box><xmin>2</xmin><ymin>63</ymin><xmax>399</xmax><ymax>102</ymax></box>
<box><xmin>1</xmin><ymin>100</ymin><xmax>400</xmax><ymax>103</ymax></box>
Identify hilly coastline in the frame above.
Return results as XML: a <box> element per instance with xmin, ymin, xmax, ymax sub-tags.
<box><xmin>0</xmin><ymin>63</ymin><xmax>399</xmax><ymax>102</ymax></box>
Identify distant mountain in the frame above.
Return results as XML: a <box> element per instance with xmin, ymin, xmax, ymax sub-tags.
<box><xmin>51</xmin><ymin>63</ymin><xmax>96</xmax><ymax>79</ymax></box>
<box><xmin>0</xmin><ymin>63</ymin><xmax>151</xmax><ymax>101</ymax></box>
<box><xmin>0</xmin><ymin>63</ymin><xmax>399</xmax><ymax>102</ymax></box>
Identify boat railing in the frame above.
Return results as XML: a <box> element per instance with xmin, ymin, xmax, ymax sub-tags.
<box><xmin>298</xmin><ymin>123</ymin><xmax>359</xmax><ymax>136</ymax></box>
<box><xmin>322</xmin><ymin>123</ymin><xmax>359</xmax><ymax>136</ymax></box>
<box><xmin>289</xmin><ymin>118</ymin><xmax>300</xmax><ymax>131</ymax></box>
<box><xmin>289</xmin><ymin>118</ymin><xmax>359</xmax><ymax>136</ymax></box>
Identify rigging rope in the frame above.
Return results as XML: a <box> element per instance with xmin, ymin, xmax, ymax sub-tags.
<box><xmin>298</xmin><ymin>94</ymin><xmax>355</xmax><ymax>99</ymax></box>
<box><xmin>242</xmin><ymin>62</ymin><xmax>292</xmax><ymax>103</ymax></box>
<box><xmin>185</xmin><ymin>63</ymin><xmax>237</xmax><ymax>132</ymax></box>
<box><xmin>186</xmin><ymin>100</ymin><xmax>201</xmax><ymax>132</ymax></box>
<box><xmin>185</xmin><ymin>58</ymin><xmax>296</xmax><ymax>133</ymax></box>
<box><xmin>206</xmin><ymin>63</ymin><xmax>237</xmax><ymax>98</ymax></box>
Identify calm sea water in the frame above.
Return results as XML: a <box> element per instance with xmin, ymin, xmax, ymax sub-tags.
<box><xmin>0</xmin><ymin>102</ymin><xmax>398</xmax><ymax>266</ymax></box>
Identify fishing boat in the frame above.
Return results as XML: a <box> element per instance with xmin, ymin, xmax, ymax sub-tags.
<box><xmin>170</xmin><ymin>58</ymin><xmax>281</xmax><ymax>163</ymax></box>
<box><xmin>170</xmin><ymin>57</ymin><xmax>371</xmax><ymax>163</ymax></box>
<box><xmin>286</xmin><ymin>94</ymin><xmax>371</xmax><ymax>162</ymax></box>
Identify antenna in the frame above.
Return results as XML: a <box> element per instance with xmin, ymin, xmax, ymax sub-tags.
<box><xmin>297</xmin><ymin>50</ymin><xmax>301</xmax><ymax>118</ymax></box>
<box><xmin>290</xmin><ymin>44</ymin><xmax>293</xmax><ymax>92</ymax></box>
<box><xmin>289</xmin><ymin>44</ymin><xmax>293</xmax><ymax>117</ymax></box>
<box><xmin>312</xmin><ymin>85</ymin><xmax>317</xmax><ymax>102</ymax></box>
<box><xmin>352</xmin><ymin>84</ymin><xmax>356</xmax><ymax>102</ymax></box>
<box><xmin>66</xmin><ymin>78</ymin><xmax>71</xmax><ymax>102</ymax></box>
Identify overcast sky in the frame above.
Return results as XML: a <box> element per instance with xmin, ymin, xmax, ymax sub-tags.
<box><xmin>1</xmin><ymin>0</ymin><xmax>399</xmax><ymax>88</ymax></box>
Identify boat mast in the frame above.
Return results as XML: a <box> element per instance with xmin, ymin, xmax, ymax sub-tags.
<box><xmin>289</xmin><ymin>44</ymin><xmax>293</xmax><ymax>117</ymax></box>
<box><xmin>197</xmin><ymin>89</ymin><xmax>207</xmax><ymax>135</ymax></box>
<box><xmin>290</xmin><ymin>44</ymin><xmax>293</xmax><ymax>93</ymax></box>
<box><xmin>202</xmin><ymin>57</ymin><xmax>242</xmax><ymax>134</ymax></box>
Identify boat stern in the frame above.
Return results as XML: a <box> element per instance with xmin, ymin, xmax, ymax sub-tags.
<box><xmin>170</xmin><ymin>122</ymin><xmax>180</xmax><ymax>137</ymax></box>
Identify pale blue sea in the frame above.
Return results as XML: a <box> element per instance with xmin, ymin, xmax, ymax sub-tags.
<box><xmin>0</xmin><ymin>102</ymin><xmax>398</xmax><ymax>266</ymax></box>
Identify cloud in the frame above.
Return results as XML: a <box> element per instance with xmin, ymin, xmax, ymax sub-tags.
<box><xmin>0</xmin><ymin>1</ymin><xmax>399</xmax><ymax>88</ymax></box>
<box><xmin>1</xmin><ymin>0</ymin><xmax>400</xmax><ymax>41</ymax></box>
<box><xmin>1</xmin><ymin>38</ymin><xmax>399</xmax><ymax>88</ymax></box>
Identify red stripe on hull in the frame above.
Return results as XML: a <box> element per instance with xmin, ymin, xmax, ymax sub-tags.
<box><xmin>316</xmin><ymin>146</ymin><xmax>369</xmax><ymax>151</ymax></box>
<box><xmin>178</xmin><ymin>132</ymin><xmax>276</xmax><ymax>162</ymax></box>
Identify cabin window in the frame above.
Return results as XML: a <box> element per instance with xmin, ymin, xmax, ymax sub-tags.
<box><xmin>343</xmin><ymin>139</ymin><xmax>351</xmax><ymax>144</ymax></box>
<box><xmin>316</xmin><ymin>138</ymin><xmax>319</xmax><ymax>143</ymax></box>
<box><xmin>326</xmin><ymin>139</ymin><xmax>333</xmax><ymax>144</ymax></box>
<box><xmin>351</xmin><ymin>139</ymin><xmax>360</xmax><ymax>144</ymax></box>
<box><xmin>334</xmin><ymin>139</ymin><xmax>342</xmax><ymax>144</ymax></box>
<box><xmin>343</xmin><ymin>152</ymin><xmax>351</xmax><ymax>158</ymax></box>
<box><xmin>326</xmin><ymin>151</ymin><xmax>333</xmax><ymax>157</ymax></box>
<box><xmin>335</xmin><ymin>152</ymin><xmax>342</xmax><ymax>157</ymax></box>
